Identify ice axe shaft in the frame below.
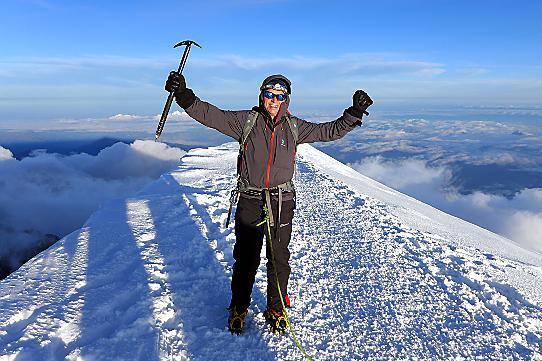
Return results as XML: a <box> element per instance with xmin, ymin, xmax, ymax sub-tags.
<box><xmin>155</xmin><ymin>40</ymin><xmax>202</xmax><ymax>141</ymax></box>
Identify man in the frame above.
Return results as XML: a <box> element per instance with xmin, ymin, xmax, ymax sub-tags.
<box><xmin>165</xmin><ymin>73</ymin><xmax>373</xmax><ymax>334</ymax></box>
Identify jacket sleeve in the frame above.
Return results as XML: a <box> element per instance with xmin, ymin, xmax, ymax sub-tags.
<box><xmin>184</xmin><ymin>97</ymin><xmax>246</xmax><ymax>141</ymax></box>
<box><xmin>296</xmin><ymin>110</ymin><xmax>362</xmax><ymax>144</ymax></box>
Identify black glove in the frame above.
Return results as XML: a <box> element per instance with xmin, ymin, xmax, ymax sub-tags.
<box><xmin>346</xmin><ymin>90</ymin><xmax>373</xmax><ymax>119</ymax></box>
<box><xmin>165</xmin><ymin>71</ymin><xmax>196</xmax><ymax>109</ymax></box>
<box><xmin>165</xmin><ymin>71</ymin><xmax>186</xmax><ymax>94</ymax></box>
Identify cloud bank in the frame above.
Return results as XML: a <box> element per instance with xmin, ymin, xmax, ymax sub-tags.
<box><xmin>0</xmin><ymin>140</ymin><xmax>185</xmax><ymax>276</ymax></box>
<box><xmin>350</xmin><ymin>157</ymin><xmax>542</xmax><ymax>253</ymax></box>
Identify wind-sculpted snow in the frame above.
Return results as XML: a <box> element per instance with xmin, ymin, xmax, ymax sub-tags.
<box><xmin>1</xmin><ymin>143</ymin><xmax>541</xmax><ymax>360</ymax></box>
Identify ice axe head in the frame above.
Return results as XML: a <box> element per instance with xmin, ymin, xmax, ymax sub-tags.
<box><xmin>174</xmin><ymin>40</ymin><xmax>202</xmax><ymax>49</ymax></box>
<box><xmin>155</xmin><ymin>39</ymin><xmax>202</xmax><ymax>142</ymax></box>
<box><xmin>172</xmin><ymin>40</ymin><xmax>202</xmax><ymax>74</ymax></box>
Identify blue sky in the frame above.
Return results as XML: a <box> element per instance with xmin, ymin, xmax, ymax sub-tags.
<box><xmin>1</xmin><ymin>0</ymin><xmax>541</xmax><ymax>123</ymax></box>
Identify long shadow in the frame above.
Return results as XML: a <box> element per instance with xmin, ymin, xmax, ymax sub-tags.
<box><xmin>3</xmin><ymin>173</ymin><xmax>273</xmax><ymax>360</ymax></box>
<box><xmin>74</xmin><ymin>200</ymin><xmax>161</xmax><ymax>360</ymax></box>
<box><xmin>5</xmin><ymin>214</ymin><xmax>159</xmax><ymax>361</ymax></box>
<box><xmin>145</xmin><ymin>174</ymin><xmax>276</xmax><ymax>360</ymax></box>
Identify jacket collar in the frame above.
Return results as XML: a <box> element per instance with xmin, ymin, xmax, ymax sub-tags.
<box><xmin>256</xmin><ymin>94</ymin><xmax>290</xmax><ymax>127</ymax></box>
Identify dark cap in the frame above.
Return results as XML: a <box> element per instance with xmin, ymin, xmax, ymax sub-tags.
<box><xmin>260</xmin><ymin>74</ymin><xmax>292</xmax><ymax>95</ymax></box>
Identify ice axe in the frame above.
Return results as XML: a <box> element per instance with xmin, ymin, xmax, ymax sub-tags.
<box><xmin>155</xmin><ymin>40</ymin><xmax>202</xmax><ymax>141</ymax></box>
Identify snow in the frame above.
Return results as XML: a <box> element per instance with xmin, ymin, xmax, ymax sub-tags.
<box><xmin>1</xmin><ymin>142</ymin><xmax>541</xmax><ymax>360</ymax></box>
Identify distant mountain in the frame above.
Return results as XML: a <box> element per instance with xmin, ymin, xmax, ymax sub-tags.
<box><xmin>1</xmin><ymin>143</ymin><xmax>541</xmax><ymax>360</ymax></box>
<box><xmin>71</xmin><ymin>137</ymin><xmax>133</xmax><ymax>156</ymax></box>
<box><xmin>4</xmin><ymin>137</ymin><xmax>133</xmax><ymax>159</ymax></box>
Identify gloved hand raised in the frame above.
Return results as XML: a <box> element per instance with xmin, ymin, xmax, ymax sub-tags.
<box><xmin>347</xmin><ymin>90</ymin><xmax>373</xmax><ymax>119</ymax></box>
<box><xmin>164</xmin><ymin>71</ymin><xmax>196</xmax><ymax>109</ymax></box>
<box><xmin>165</xmin><ymin>71</ymin><xmax>186</xmax><ymax>94</ymax></box>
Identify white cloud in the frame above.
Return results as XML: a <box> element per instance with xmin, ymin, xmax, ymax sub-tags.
<box><xmin>5</xmin><ymin>111</ymin><xmax>197</xmax><ymax>134</ymax></box>
<box><xmin>0</xmin><ymin>55</ymin><xmax>170</xmax><ymax>75</ymax></box>
<box><xmin>0</xmin><ymin>146</ymin><xmax>14</xmax><ymax>160</ymax></box>
<box><xmin>0</xmin><ymin>53</ymin><xmax>446</xmax><ymax>82</ymax></box>
<box><xmin>192</xmin><ymin>54</ymin><xmax>446</xmax><ymax>77</ymax></box>
<box><xmin>0</xmin><ymin>140</ymin><xmax>186</xmax><ymax>275</ymax></box>
<box><xmin>350</xmin><ymin>156</ymin><xmax>450</xmax><ymax>189</ymax></box>
<box><xmin>153</xmin><ymin>110</ymin><xmax>192</xmax><ymax>122</ymax></box>
<box><xmin>109</xmin><ymin>114</ymin><xmax>143</xmax><ymax>121</ymax></box>
<box><xmin>502</xmin><ymin>211</ymin><xmax>542</xmax><ymax>252</ymax></box>
<box><xmin>131</xmin><ymin>139</ymin><xmax>184</xmax><ymax>161</ymax></box>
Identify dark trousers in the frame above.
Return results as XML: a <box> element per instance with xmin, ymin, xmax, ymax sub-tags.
<box><xmin>230</xmin><ymin>196</ymin><xmax>295</xmax><ymax>312</ymax></box>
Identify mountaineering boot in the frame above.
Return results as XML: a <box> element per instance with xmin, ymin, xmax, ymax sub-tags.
<box><xmin>264</xmin><ymin>308</ymin><xmax>287</xmax><ymax>335</ymax></box>
<box><xmin>228</xmin><ymin>306</ymin><xmax>248</xmax><ymax>335</ymax></box>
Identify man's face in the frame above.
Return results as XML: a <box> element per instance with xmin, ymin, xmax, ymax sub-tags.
<box><xmin>263</xmin><ymin>89</ymin><xmax>286</xmax><ymax>118</ymax></box>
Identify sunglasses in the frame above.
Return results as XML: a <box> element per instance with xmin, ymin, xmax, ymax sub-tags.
<box><xmin>263</xmin><ymin>91</ymin><xmax>287</xmax><ymax>102</ymax></box>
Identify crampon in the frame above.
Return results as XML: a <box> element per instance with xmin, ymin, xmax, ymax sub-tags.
<box><xmin>228</xmin><ymin>307</ymin><xmax>248</xmax><ymax>335</ymax></box>
<box><xmin>264</xmin><ymin>308</ymin><xmax>287</xmax><ymax>335</ymax></box>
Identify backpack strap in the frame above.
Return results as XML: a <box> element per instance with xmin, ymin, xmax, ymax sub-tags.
<box><xmin>240</xmin><ymin>110</ymin><xmax>259</xmax><ymax>149</ymax></box>
<box><xmin>286</xmin><ymin>115</ymin><xmax>298</xmax><ymax>144</ymax></box>
<box><xmin>236</xmin><ymin>110</ymin><xmax>258</xmax><ymax>176</ymax></box>
<box><xmin>226</xmin><ymin>110</ymin><xmax>258</xmax><ymax>228</ymax></box>
<box><xmin>285</xmin><ymin>114</ymin><xmax>298</xmax><ymax>187</ymax></box>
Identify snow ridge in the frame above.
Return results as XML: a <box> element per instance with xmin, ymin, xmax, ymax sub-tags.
<box><xmin>1</xmin><ymin>142</ymin><xmax>541</xmax><ymax>360</ymax></box>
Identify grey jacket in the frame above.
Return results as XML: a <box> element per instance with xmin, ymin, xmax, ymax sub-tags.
<box><xmin>185</xmin><ymin>96</ymin><xmax>362</xmax><ymax>192</ymax></box>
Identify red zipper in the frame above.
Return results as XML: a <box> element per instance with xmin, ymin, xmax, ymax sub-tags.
<box><xmin>265</xmin><ymin>129</ymin><xmax>275</xmax><ymax>188</ymax></box>
<box><xmin>265</xmin><ymin>105</ymin><xmax>283</xmax><ymax>189</ymax></box>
